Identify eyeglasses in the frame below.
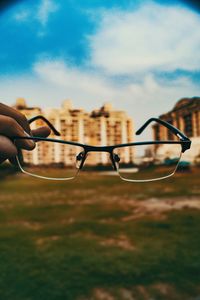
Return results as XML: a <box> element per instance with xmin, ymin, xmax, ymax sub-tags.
<box><xmin>12</xmin><ymin>116</ymin><xmax>191</xmax><ymax>182</ymax></box>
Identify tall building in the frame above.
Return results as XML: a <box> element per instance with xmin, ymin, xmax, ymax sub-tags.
<box><xmin>14</xmin><ymin>98</ymin><xmax>42</xmax><ymax>118</ymax></box>
<box><xmin>89</xmin><ymin>103</ymin><xmax>134</xmax><ymax>164</ymax></box>
<box><xmin>14</xmin><ymin>98</ymin><xmax>134</xmax><ymax>166</ymax></box>
<box><xmin>153</xmin><ymin>97</ymin><xmax>200</xmax><ymax>163</ymax></box>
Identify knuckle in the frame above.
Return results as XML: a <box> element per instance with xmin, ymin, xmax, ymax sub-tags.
<box><xmin>16</xmin><ymin>111</ymin><xmax>26</xmax><ymax>123</ymax></box>
<box><xmin>6</xmin><ymin>116</ymin><xmax>16</xmax><ymax>127</ymax></box>
<box><xmin>0</xmin><ymin>104</ymin><xmax>4</xmax><ymax>115</ymax></box>
<box><xmin>0</xmin><ymin>115</ymin><xmax>15</xmax><ymax>128</ymax></box>
<box><xmin>20</xmin><ymin>113</ymin><xmax>27</xmax><ymax>123</ymax></box>
<box><xmin>0</xmin><ymin>102</ymin><xmax>9</xmax><ymax>113</ymax></box>
<box><xmin>17</xmin><ymin>112</ymin><xmax>30</xmax><ymax>130</ymax></box>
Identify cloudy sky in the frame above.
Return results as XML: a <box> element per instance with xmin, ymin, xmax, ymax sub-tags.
<box><xmin>0</xmin><ymin>0</ymin><xmax>200</xmax><ymax>129</ymax></box>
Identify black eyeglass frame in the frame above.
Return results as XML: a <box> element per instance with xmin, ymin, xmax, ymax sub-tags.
<box><xmin>12</xmin><ymin>116</ymin><xmax>192</xmax><ymax>180</ymax></box>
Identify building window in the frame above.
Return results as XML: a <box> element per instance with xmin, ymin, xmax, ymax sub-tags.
<box><xmin>154</xmin><ymin>125</ymin><xmax>160</xmax><ymax>140</ymax></box>
<box><xmin>166</xmin><ymin>119</ymin><xmax>173</xmax><ymax>140</ymax></box>
<box><xmin>195</xmin><ymin>111</ymin><xmax>200</xmax><ymax>136</ymax></box>
<box><xmin>183</xmin><ymin>114</ymin><xmax>193</xmax><ymax>137</ymax></box>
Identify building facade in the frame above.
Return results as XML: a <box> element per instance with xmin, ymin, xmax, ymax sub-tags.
<box><xmin>14</xmin><ymin>98</ymin><xmax>134</xmax><ymax>166</ymax></box>
<box><xmin>153</xmin><ymin>97</ymin><xmax>200</xmax><ymax>163</ymax></box>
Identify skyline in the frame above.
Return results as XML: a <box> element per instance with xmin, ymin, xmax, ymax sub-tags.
<box><xmin>0</xmin><ymin>0</ymin><xmax>200</xmax><ymax>129</ymax></box>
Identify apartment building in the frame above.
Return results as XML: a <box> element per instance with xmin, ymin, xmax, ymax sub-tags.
<box><xmin>14</xmin><ymin>98</ymin><xmax>134</xmax><ymax>166</ymax></box>
<box><xmin>153</xmin><ymin>97</ymin><xmax>200</xmax><ymax>163</ymax></box>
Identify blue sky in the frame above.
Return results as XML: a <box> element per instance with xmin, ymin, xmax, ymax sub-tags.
<box><xmin>0</xmin><ymin>0</ymin><xmax>137</xmax><ymax>74</ymax></box>
<box><xmin>0</xmin><ymin>0</ymin><xmax>200</xmax><ymax>129</ymax></box>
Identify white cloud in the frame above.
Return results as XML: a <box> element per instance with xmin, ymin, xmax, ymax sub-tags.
<box><xmin>13</xmin><ymin>0</ymin><xmax>59</xmax><ymax>29</ymax></box>
<box><xmin>37</xmin><ymin>0</ymin><xmax>58</xmax><ymax>26</ymax></box>
<box><xmin>3</xmin><ymin>1</ymin><xmax>200</xmax><ymax>135</ymax></box>
<box><xmin>33</xmin><ymin>60</ymin><xmax>116</xmax><ymax>99</ymax></box>
<box><xmin>14</xmin><ymin>10</ymin><xmax>30</xmax><ymax>22</ymax></box>
<box><xmin>0</xmin><ymin>59</ymin><xmax>199</xmax><ymax>132</ymax></box>
<box><xmin>88</xmin><ymin>2</ymin><xmax>200</xmax><ymax>75</ymax></box>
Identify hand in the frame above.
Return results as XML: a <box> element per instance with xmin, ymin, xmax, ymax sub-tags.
<box><xmin>0</xmin><ymin>103</ymin><xmax>51</xmax><ymax>164</ymax></box>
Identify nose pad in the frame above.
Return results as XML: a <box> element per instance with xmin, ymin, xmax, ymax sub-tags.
<box><xmin>111</xmin><ymin>153</ymin><xmax>120</xmax><ymax>170</ymax></box>
<box><xmin>76</xmin><ymin>151</ymin><xmax>86</xmax><ymax>169</ymax></box>
<box><xmin>114</xmin><ymin>153</ymin><xmax>120</xmax><ymax>163</ymax></box>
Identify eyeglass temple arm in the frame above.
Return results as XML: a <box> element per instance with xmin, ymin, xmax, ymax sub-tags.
<box><xmin>28</xmin><ymin>115</ymin><xmax>61</xmax><ymax>136</ymax></box>
<box><xmin>136</xmin><ymin>117</ymin><xmax>190</xmax><ymax>141</ymax></box>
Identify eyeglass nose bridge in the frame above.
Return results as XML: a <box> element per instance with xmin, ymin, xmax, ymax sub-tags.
<box><xmin>76</xmin><ymin>148</ymin><xmax>121</xmax><ymax>171</ymax></box>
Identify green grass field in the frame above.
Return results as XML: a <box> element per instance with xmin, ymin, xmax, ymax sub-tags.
<box><xmin>0</xmin><ymin>167</ymin><xmax>200</xmax><ymax>300</ymax></box>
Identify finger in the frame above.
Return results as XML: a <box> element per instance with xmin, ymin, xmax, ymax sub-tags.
<box><xmin>0</xmin><ymin>102</ymin><xmax>31</xmax><ymax>134</ymax></box>
<box><xmin>32</xmin><ymin>126</ymin><xmax>51</xmax><ymax>138</ymax></box>
<box><xmin>9</xmin><ymin>150</ymin><xmax>22</xmax><ymax>166</ymax></box>
<box><xmin>0</xmin><ymin>135</ymin><xmax>18</xmax><ymax>163</ymax></box>
<box><xmin>0</xmin><ymin>115</ymin><xmax>35</xmax><ymax>150</ymax></box>
<box><xmin>9</xmin><ymin>127</ymin><xmax>51</xmax><ymax>166</ymax></box>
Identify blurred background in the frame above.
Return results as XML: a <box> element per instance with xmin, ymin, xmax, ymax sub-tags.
<box><xmin>0</xmin><ymin>0</ymin><xmax>200</xmax><ymax>299</ymax></box>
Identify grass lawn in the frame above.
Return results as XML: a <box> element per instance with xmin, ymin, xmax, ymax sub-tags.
<box><xmin>0</xmin><ymin>167</ymin><xmax>200</xmax><ymax>299</ymax></box>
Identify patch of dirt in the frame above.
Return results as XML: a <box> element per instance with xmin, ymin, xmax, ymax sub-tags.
<box><xmin>9</xmin><ymin>220</ymin><xmax>42</xmax><ymax>230</ymax></box>
<box><xmin>35</xmin><ymin>235</ymin><xmax>60</xmax><ymax>247</ymax></box>
<box><xmin>119</xmin><ymin>288</ymin><xmax>135</xmax><ymax>300</ymax></box>
<box><xmin>93</xmin><ymin>289</ymin><xmax>115</xmax><ymax>300</ymax></box>
<box><xmin>136</xmin><ymin>286</ymin><xmax>151</xmax><ymax>299</ymax></box>
<box><xmin>70</xmin><ymin>232</ymin><xmax>135</xmax><ymax>251</ymax></box>
<box><xmin>81</xmin><ymin>283</ymin><xmax>193</xmax><ymax>300</ymax></box>
<box><xmin>60</xmin><ymin>217</ymin><xmax>75</xmax><ymax>224</ymax></box>
<box><xmin>99</xmin><ymin>218</ymin><xmax>116</xmax><ymax>224</ymax></box>
<box><xmin>99</xmin><ymin>234</ymin><xmax>135</xmax><ymax>251</ymax></box>
<box><xmin>151</xmin><ymin>283</ymin><xmax>173</xmax><ymax>295</ymax></box>
<box><xmin>121</xmin><ymin>197</ymin><xmax>200</xmax><ymax>221</ymax></box>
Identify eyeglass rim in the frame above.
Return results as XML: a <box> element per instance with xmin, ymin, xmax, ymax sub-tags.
<box><xmin>12</xmin><ymin>116</ymin><xmax>192</xmax><ymax>154</ymax></box>
<box><xmin>15</xmin><ymin>138</ymin><xmax>185</xmax><ymax>181</ymax></box>
<box><xmin>116</xmin><ymin>152</ymin><xmax>182</xmax><ymax>183</ymax></box>
<box><xmin>15</xmin><ymin>154</ymin><xmax>81</xmax><ymax>181</ymax></box>
<box><xmin>12</xmin><ymin>116</ymin><xmax>192</xmax><ymax>182</ymax></box>
<box><xmin>13</xmin><ymin>136</ymin><xmax>191</xmax><ymax>153</ymax></box>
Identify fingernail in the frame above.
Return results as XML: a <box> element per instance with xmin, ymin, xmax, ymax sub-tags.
<box><xmin>24</xmin><ymin>131</ymin><xmax>35</xmax><ymax>147</ymax></box>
